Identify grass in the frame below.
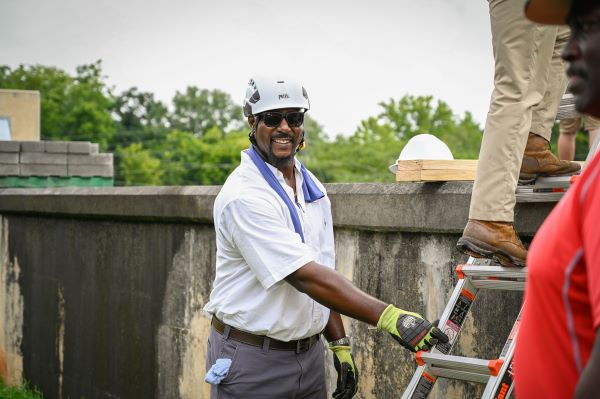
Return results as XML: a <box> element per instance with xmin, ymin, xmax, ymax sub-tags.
<box><xmin>0</xmin><ymin>380</ymin><xmax>43</xmax><ymax>399</ymax></box>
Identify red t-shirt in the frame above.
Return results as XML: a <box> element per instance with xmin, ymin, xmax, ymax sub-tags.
<box><xmin>515</xmin><ymin>151</ymin><xmax>600</xmax><ymax>398</ymax></box>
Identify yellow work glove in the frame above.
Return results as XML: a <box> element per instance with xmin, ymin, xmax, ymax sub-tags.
<box><xmin>377</xmin><ymin>304</ymin><xmax>449</xmax><ymax>352</ymax></box>
<box><xmin>328</xmin><ymin>339</ymin><xmax>358</xmax><ymax>399</ymax></box>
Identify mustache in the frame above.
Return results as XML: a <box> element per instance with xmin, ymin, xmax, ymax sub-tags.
<box><xmin>271</xmin><ymin>132</ymin><xmax>294</xmax><ymax>140</ymax></box>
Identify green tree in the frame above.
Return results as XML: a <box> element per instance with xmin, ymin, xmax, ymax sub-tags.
<box><xmin>110</xmin><ymin>87</ymin><xmax>170</xmax><ymax>157</ymax></box>
<box><xmin>112</xmin><ymin>86</ymin><xmax>169</xmax><ymax>132</ymax></box>
<box><xmin>159</xmin><ymin>128</ymin><xmax>249</xmax><ymax>185</ymax></box>
<box><xmin>169</xmin><ymin>87</ymin><xmax>244</xmax><ymax>137</ymax></box>
<box><xmin>160</xmin><ymin>130</ymin><xmax>206</xmax><ymax>185</ymax></box>
<box><xmin>0</xmin><ymin>61</ymin><xmax>115</xmax><ymax>149</ymax></box>
<box><xmin>116</xmin><ymin>143</ymin><xmax>163</xmax><ymax>185</ymax></box>
<box><xmin>197</xmin><ymin>127</ymin><xmax>249</xmax><ymax>184</ymax></box>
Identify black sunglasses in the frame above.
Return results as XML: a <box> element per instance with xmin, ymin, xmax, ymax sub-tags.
<box><xmin>260</xmin><ymin>111</ymin><xmax>305</xmax><ymax>128</ymax></box>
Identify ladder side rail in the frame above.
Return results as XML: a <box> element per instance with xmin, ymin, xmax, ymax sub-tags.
<box><xmin>401</xmin><ymin>365</ymin><xmax>437</xmax><ymax>399</ymax></box>
<box><xmin>480</xmin><ymin>306</ymin><xmax>523</xmax><ymax>399</ymax></box>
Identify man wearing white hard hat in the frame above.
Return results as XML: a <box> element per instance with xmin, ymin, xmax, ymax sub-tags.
<box><xmin>203</xmin><ymin>77</ymin><xmax>448</xmax><ymax>398</ymax></box>
<box><xmin>457</xmin><ymin>0</ymin><xmax>581</xmax><ymax>267</ymax></box>
<box><xmin>514</xmin><ymin>0</ymin><xmax>600</xmax><ymax>397</ymax></box>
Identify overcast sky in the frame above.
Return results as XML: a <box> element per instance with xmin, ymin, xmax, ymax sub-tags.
<box><xmin>2</xmin><ymin>0</ymin><xmax>494</xmax><ymax>137</ymax></box>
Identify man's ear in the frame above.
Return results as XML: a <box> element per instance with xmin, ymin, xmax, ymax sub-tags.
<box><xmin>247</xmin><ymin>115</ymin><xmax>255</xmax><ymax>128</ymax></box>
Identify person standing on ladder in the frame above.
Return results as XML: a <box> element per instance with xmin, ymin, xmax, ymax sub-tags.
<box><xmin>457</xmin><ymin>0</ymin><xmax>581</xmax><ymax>267</ymax></box>
<box><xmin>515</xmin><ymin>0</ymin><xmax>600</xmax><ymax>397</ymax></box>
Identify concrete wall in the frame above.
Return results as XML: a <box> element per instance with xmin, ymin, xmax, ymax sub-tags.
<box><xmin>0</xmin><ymin>90</ymin><xmax>41</xmax><ymax>141</ymax></box>
<box><xmin>0</xmin><ymin>183</ymin><xmax>555</xmax><ymax>398</ymax></box>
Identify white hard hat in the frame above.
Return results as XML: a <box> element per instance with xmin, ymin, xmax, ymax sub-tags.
<box><xmin>388</xmin><ymin>133</ymin><xmax>454</xmax><ymax>174</ymax></box>
<box><xmin>243</xmin><ymin>76</ymin><xmax>310</xmax><ymax>117</ymax></box>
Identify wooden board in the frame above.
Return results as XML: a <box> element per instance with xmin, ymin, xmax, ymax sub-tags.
<box><xmin>396</xmin><ymin>160</ymin><xmax>478</xmax><ymax>182</ymax></box>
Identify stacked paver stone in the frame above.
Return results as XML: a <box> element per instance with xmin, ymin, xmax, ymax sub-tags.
<box><xmin>0</xmin><ymin>141</ymin><xmax>113</xmax><ymax>187</ymax></box>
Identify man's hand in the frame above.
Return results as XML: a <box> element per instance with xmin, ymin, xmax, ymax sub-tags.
<box><xmin>377</xmin><ymin>304</ymin><xmax>449</xmax><ymax>352</ymax></box>
<box><xmin>329</xmin><ymin>341</ymin><xmax>358</xmax><ymax>399</ymax></box>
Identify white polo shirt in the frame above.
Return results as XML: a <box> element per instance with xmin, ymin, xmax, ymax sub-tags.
<box><xmin>203</xmin><ymin>151</ymin><xmax>335</xmax><ymax>341</ymax></box>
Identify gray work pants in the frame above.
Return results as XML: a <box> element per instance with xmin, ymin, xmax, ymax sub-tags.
<box><xmin>206</xmin><ymin>327</ymin><xmax>327</xmax><ymax>398</ymax></box>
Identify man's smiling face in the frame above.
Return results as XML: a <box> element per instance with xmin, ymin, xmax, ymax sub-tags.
<box><xmin>250</xmin><ymin>108</ymin><xmax>304</xmax><ymax>168</ymax></box>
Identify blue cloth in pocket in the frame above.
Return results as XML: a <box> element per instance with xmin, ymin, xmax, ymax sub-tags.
<box><xmin>205</xmin><ymin>358</ymin><xmax>232</xmax><ymax>385</ymax></box>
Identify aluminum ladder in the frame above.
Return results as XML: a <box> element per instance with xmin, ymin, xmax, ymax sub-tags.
<box><xmin>402</xmin><ymin>257</ymin><xmax>524</xmax><ymax>399</ymax></box>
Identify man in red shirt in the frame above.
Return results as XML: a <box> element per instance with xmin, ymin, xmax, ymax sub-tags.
<box><xmin>515</xmin><ymin>0</ymin><xmax>600</xmax><ymax>397</ymax></box>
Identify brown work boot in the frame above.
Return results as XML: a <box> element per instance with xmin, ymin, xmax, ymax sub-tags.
<box><xmin>457</xmin><ymin>219</ymin><xmax>527</xmax><ymax>267</ymax></box>
<box><xmin>519</xmin><ymin>132</ymin><xmax>581</xmax><ymax>183</ymax></box>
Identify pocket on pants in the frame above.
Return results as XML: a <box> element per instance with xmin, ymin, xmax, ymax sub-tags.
<box><xmin>215</xmin><ymin>338</ymin><xmax>240</xmax><ymax>384</ymax></box>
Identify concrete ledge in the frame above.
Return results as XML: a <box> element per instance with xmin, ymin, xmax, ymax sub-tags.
<box><xmin>0</xmin><ymin>182</ymin><xmax>557</xmax><ymax>234</ymax></box>
<box><xmin>0</xmin><ymin>186</ymin><xmax>221</xmax><ymax>223</ymax></box>
<box><xmin>326</xmin><ymin>182</ymin><xmax>556</xmax><ymax>235</ymax></box>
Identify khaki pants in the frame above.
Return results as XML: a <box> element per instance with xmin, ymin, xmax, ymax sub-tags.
<box><xmin>469</xmin><ymin>0</ymin><xmax>569</xmax><ymax>222</ymax></box>
<box><xmin>560</xmin><ymin>115</ymin><xmax>600</xmax><ymax>135</ymax></box>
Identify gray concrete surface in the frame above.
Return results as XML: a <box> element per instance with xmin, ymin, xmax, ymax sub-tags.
<box><xmin>0</xmin><ymin>182</ymin><xmax>555</xmax><ymax>398</ymax></box>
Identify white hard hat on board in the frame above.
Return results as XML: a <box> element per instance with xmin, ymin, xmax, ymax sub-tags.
<box><xmin>388</xmin><ymin>133</ymin><xmax>454</xmax><ymax>174</ymax></box>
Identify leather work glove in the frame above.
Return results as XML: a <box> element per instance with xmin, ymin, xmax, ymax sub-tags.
<box><xmin>377</xmin><ymin>304</ymin><xmax>449</xmax><ymax>352</ymax></box>
<box><xmin>329</xmin><ymin>339</ymin><xmax>358</xmax><ymax>399</ymax></box>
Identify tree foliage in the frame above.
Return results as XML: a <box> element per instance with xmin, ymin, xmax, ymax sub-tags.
<box><xmin>169</xmin><ymin>87</ymin><xmax>244</xmax><ymax>137</ymax></box>
<box><xmin>112</xmin><ymin>86</ymin><xmax>169</xmax><ymax>133</ymax></box>
<box><xmin>116</xmin><ymin>143</ymin><xmax>163</xmax><ymax>185</ymax></box>
<box><xmin>0</xmin><ymin>61</ymin><xmax>115</xmax><ymax>149</ymax></box>
<box><xmin>1</xmin><ymin>62</ymin><xmax>490</xmax><ymax>186</ymax></box>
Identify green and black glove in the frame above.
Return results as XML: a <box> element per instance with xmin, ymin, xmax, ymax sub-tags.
<box><xmin>377</xmin><ymin>304</ymin><xmax>449</xmax><ymax>352</ymax></box>
<box><xmin>329</xmin><ymin>338</ymin><xmax>358</xmax><ymax>399</ymax></box>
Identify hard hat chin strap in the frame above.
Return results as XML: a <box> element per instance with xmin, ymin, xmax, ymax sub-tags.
<box><xmin>248</xmin><ymin>116</ymin><xmax>260</xmax><ymax>146</ymax></box>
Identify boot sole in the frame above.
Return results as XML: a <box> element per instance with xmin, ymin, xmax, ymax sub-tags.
<box><xmin>457</xmin><ymin>237</ymin><xmax>526</xmax><ymax>268</ymax></box>
<box><xmin>519</xmin><ymin>170</ymin><xmax>581</xmax><ymax>185</ymax></box>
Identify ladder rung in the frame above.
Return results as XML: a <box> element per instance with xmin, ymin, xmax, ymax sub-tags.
<box><xmin>516</xmin><ymin>175</ymin><xmax>574</xmax><ymax>203</ymax></box>
<box><xmin>471</xmin><ymin>279</ymin><xmax>525</xmax><ymax>291</ymax></box>
<box><xmin>416</xmin><ymin>352</ymin><xmax>498</xmax><ymax>376</ymax></box>
<box><xmin>516</xmin><ymin>191</ymin><xmax>564</xmax><ymax>203</ymax></box>
<box><xmin>428</xmin><ymin>366</ymin><xmax>491</xmax><ymax>384</ymax></box>
<box><xmin>457</xmin><ymin>265</ymin><xmax>526</xmax><ymax>279</ymax></box>
<box><xmin>530</xmin><ymin>176</ymin><xmax>572</xmax><ymax>189</ymax></box>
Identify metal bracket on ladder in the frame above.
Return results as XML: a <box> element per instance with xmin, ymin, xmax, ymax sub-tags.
<box><xmin>402</xmin><ymin>257</ymin><xmax>524</xmax><ymax>399</ymax></box>
<box><xmin>515</xmin><ymin>175</ymin><xmax>573</xmax><ymax>203</ymax></box>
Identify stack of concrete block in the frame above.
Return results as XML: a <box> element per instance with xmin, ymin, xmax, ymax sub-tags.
<box><xmin>0</xmin><ymin>141</ymin><xmax>113</xmax><ymax>178</ymax></box>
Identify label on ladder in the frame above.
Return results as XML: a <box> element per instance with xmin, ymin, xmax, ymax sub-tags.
<box><xmin>437</xmin><ymin>288</ymin><xmax>474</xmax><ymax>355</ymax></box>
